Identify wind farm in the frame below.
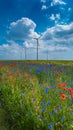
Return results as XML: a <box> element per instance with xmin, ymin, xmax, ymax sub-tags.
<box><xmin>0</xmin><ymin>0</ymin><xmax>73</xmax><ymax>130</ymax></box>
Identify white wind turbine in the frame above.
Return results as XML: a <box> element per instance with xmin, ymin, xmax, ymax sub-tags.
<box><xmin>32</xmin><ymin>35</ymin><xmax>42</xmax><ymax>60</ymax></box>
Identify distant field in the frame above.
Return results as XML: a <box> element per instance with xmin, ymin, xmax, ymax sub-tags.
<box><xmin>0</xmin><ymin>60</ymin><xmax>73</xmax><ymax>65</ymax></box>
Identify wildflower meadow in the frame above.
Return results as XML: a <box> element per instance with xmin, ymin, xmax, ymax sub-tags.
<box><xmin>0</xmin><ymin>60</ymin><xmax>73</xmax><ymax>130</ymax></box>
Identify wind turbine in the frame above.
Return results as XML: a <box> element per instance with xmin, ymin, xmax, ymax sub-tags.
<box><xmin>33</xmin><ymin>35</ymin><xmax>42</xmax><ymax>60</ymax></box>
<box><xmin>24</xmin><ymin>46</ymin><xmax>26</xmax><ymax>60</ymax></box>
<box><xmin>47</xmin><ymin>49</ymin><xmax>49</xmax><ymax>60</ymax></box>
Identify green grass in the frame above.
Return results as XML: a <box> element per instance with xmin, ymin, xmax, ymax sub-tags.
<box><xmin>0</xmin><ymin>107</ymin><xmax>9</xmax><ymax>130</ymax></box>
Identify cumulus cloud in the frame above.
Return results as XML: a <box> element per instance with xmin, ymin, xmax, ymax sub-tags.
<box><xmin>50</xmin><ymin>14</ymin><xmax>60</xmax><ymax>21</ymax></box>
<box><xmin>0</xmin><ymin>39</ymin><xmax>69</xmax><ymax>60</ymax></box>
<box><xmin>7</xmin><ymin>17</ymin><xmax>39</xmax><ymax>41</ymax></box>
<box><xmin>2</xmin><ymin>18</ymin><xmax>73</xmax><ymax>60</ymax></box>
<box><xmin>40</xmin><ymin>0</ymin><xmax>66</xmax><ymax>6</ymax></box>
<box><xmin>41</xmin><ymin>22</ymin><xmax>73</xmax><ymax>47</ymax></box>
<box><xmin>50</xmin><ymin>14</ymin><xmax>55</xmax><ymax>21</ymax></box>
<box><xmin>41</xmin><ymin>0</ymin><xmax>46</xmax><ymax>3</ymax></box>
<box><xmin>42</xmin><ymin>5</ymin><xmax>47</xmax><ymax>10</ymax></box>
<box><xmin>51</xmin><ymin>0</ymin><xmax>66</xmax><ymax>6</ymax></box>
<box><xmin>0</xmin><ymin>42</ymin><xmax>20</xmax><ymax>59</ymax></box>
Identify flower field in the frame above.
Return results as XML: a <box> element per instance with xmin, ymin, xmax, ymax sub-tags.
<box><xmin>0</xmin><ymin>60</ymin><xmax>73</xmax><ymax>130</ymax></box>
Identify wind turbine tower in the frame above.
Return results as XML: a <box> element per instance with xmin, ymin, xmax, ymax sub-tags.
<box><xmin>33</xmin><ymin>35</ymin><xmax>42</xmax><ymax>60</ymax></box>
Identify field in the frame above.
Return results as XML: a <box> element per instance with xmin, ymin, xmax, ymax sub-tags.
<box><xmin>0</xmin><ymin>60</ymin><xmax>73</xmax><ymax>130</ymax></box>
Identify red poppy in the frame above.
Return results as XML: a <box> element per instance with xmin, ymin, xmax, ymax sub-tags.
<box><xmin>71</xmin><ymin>90</ymin><xmax>73</xmax><ymax>94</ymax></box>
<box><xmin>71</xmin><ymin>93</ymin><xmax>73</xmax><ymax>98</ymax></box>
<box><xmin>61</xmin><ymin>83</ymin><xmax>66</xmax><ymax>87</ymax></box>
<box><xmin>60</xmin><ymin>92</ymin><xmax>67</xmax><ymax>100</ymax></box>
<box><xmin>61</xmin><ymin>94</ymin><xmax>67</xmax><ymax>100</ymax></box>
<box><xmin>68</xmin><ymin>87</ymin><xmax>72</xmax><ymax>92</ymax></box>
<box><xmin>62</xmin><ymin>87</ymin><xmax>67</xmax><ymax>91</ymax></box>
<box><xmin>57</xmin><ymin>83</ymin><xmax>62</xmax><ymax>88</ymax></box>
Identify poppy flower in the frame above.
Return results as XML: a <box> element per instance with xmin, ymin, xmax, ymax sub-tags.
<box><xmin>71</xmin><ymin>90</ymin><xmax>73</xmax><ymax>94</ymax></box>
<box><xmin>71</xmin><ymin>93</ymin><xmax>73</xmax><ymax>98</ymax></box>
<box><xmin>60</xmin><ymin>92</ymin><xmax>67</xmax><ymax>100</ymax></box>
<box><xmin>71</xmin><ymin>90</ymin><xmax>73</xmax><ymax>98</ymax></box>
<box><xmin>57</xmin><ymin>83</ymin><xmax>62</xmax><ymax>88</ymax></box>
<box><xmin>62</xmin><ymin>87</ymin><xmax>67</xmax><ymax>91</ymax></box>
<box><xmin>61</xmin><ymin>83</ymin><xmax>66</xmax><ymax>87</ymax></box>
<box><xmin>68</xmin><ymin>88</ymin><xmax>72</xmax><ymax>92</ymax></box>
<box><xmin>61</xmin><ymin>94</ymin><xmax>67</xmax><ymax>100</ymax></box>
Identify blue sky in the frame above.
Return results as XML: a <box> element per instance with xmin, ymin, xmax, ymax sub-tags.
<box><xmin>0</xmin><ymin>0</ymin><xmax>73</xmax><ymax>60</ymax></box>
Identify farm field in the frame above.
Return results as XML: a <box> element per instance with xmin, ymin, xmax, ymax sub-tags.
<box><xmin>0</xmin><ymin>60</ymin><xmax>73</xmax><ymax>130</ymax></box>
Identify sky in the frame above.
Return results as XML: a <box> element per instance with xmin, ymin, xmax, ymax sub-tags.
<box><xmin>0</xmin><ymin>0</ymin><xmax>73</xmax><ymax>60</ymax></box>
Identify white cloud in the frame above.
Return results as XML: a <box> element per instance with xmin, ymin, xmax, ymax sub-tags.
<box><xmin>2</xmin><ymin>44</ymin><xmax>9</xmax><ymax>48</ymax></box>
<box><xmin>42</xmin><ymin>5</ymin><xmax>47</xmax><ymax>10</ymax></box>
<box><xmin>7</xmin><ymin>17</ymin><xmax>39</xmax><ymax>41</ymax></box>
<box><xmin>41</xmin><ymin>22</ymin><xmax>73</xmax><ymax>48</ymax></box>
<box><xmin>0</xmin><ymin>42</ymin><xmax>21</xmax><ymax>59</ymax></box>
<box><xmin>50</xmin><ymin>14</ymin><xmax>55</xmax><ymax>21</ymax></box>
<box><xmin>2</xmin><ymin>18</ymin><xmax>73</xmax><ymax>60</ymax></box>
<box><xmin>56</xmin><ymin>14</ymin><xmax>60</xmax><ymax>19</ymax></box>
<box><xmin>0</xmin><ymin>38</ymin><xmax>69</xmax><ymax>60</ymax></box>
<box><xmin>51</xmin><ymin>0</ymin><xmax>66</xmax><ymax>6</ymax></box>
<box><xmin>50</xmin><ymin>13</ymin><xmax>60</xmax><ymax>21</ymax></box>
<box><xmin>23</xmin><ymin>41</ymin><xmax>35</xmax><ymax>48</ymax></box>
<box><xmin>68</xmin><ymin>8</ymin><xmax>71</xmax><ymax>11</ymax></box>
<box><xmin>41</xmin><ymin>0</ymin><xmax>46</xmax><ymax>3</ymax></box>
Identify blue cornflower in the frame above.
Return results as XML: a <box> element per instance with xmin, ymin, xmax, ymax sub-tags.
<box><xmin>49</xmin><ymin>111</ymin><xmax>53</xmax><ymax>116</ymax></box>
<box><xmin>46</xmin><ymin>101</ymin><xmax>51</xmax><ymax>106</ymax></box>
<box><xmin>48</xmin><ymin>122</ymin><xmax>53</xmax><ymax>129</ymax></box>
<box><xmin>61</xmin><ymin>117</ymin><xmax>64</xmax><ymax>122</ymax></box>
<box><xmin>49</xmin><ymin>64</ymin><xmax>53</xmax><ymax>67</ymax></box>
<box><xmin>41</xmin><ymin>108</ymin><xmax>46</xmax><ymax>113</ymax></box>
<box><xmin>39</xmin><ymin>116</ymin><xmax>44</xmax><ymax>121</ymax></box>
<box><xmin>36</xmin><ymin>69</ymin><xmax>41</xmax><ymax>74</ymax></box>
<box><xmin>45</xmin><ymin>88</ymin><xmax>49</xmax><ymax>94</ymax></box>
